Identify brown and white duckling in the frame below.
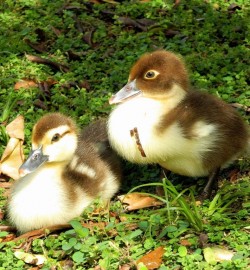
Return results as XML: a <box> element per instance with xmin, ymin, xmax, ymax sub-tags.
<box><xmin>8</xmin><ymin>113</ymin><xmax>121</xmax><ymax>233</ymax></box>
<box><xmin>108</xmin><ymin>50</ymin><xmax>249</xmax><ymax>198</ymax></box>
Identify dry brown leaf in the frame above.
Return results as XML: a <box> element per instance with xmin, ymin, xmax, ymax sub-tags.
<box><xmin>59</xmin><ymin>260</ymin><xmax>74</xmax><ymax>270</ymax></box>
<box><xmin>1</xmin><ymin>233</ymin><xmax>16</xmax><ymax>242</ymax></box>
<box><xmin>118</xmin><ymin>193</ymin><xmax>164</xmax><ymax>211</ymax></box>
<box><xmin>119</xmin><ymin>264</ymin><xmax>132</xmax><ymax>270</ymax></box>
<box><xmin>0</xmin><ymin>115</ymin><xmax>25</xmax><ymax>180</ymax></box>
<box><xmin>180</xmin><ymin>239</ymin><xmax>192</xmax><ymax>246</ymax></box>
<box><xmin>14</xmin><ymin>79</ymin><xmax>38</xmax><ymax>90</ymax></box>
<box><xmin>51</xmin><ymin>26</ymin><xmax>62</xmax><ymax>36</ymax></box>
<box><xmin>6</xmin><ymin>115</ymin><xmax>24</xmax><ymax>140</ymax></box>
<box><xmin>0</xmin><ymin>138</ymin><xmax>24</xmax><ymax>180</ymax></box>
<box><xmin>136</xmin><ymin>246</ymin><xmax>165</xmax><ymax>270</ymax></box>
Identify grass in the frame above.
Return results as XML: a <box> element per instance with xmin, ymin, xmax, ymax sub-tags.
<box><xmin>0</xmin><ymin>0</ymin><xmax>249</xmax><ymax>269</ymax></box>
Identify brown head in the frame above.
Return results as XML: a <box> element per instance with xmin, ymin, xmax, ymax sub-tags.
<box><xmin>109</xmin><ymin>50</ymin><xmax>189</xmax><ymax>104</ymax></box>
<box><xmin>19</xmin><ymin>113</ymin><xmax>78</xmax><ymax>176</ymax></box>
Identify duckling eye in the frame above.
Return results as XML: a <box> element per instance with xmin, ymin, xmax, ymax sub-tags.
<box><xmin>144</xmin><ymin>70</ymin><xmax>159</xmax><ymax>80</ymax></box>
<box><xmin>51</xmin><ymin>133</ymin><xmax>60</xmax><ymax>143</ymax></box>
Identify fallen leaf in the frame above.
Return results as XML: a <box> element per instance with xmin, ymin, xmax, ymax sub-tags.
<box><xmin>0</xmin><ymin>115</ymin><xmax>25</xmax><ymax>180</ymax></box>
<box><xmin>119</xmin><ymin>264</ymin><xmax>132</xmax><ymax>270</ymax></box>
<box><xmin>165</xmin><ymin>29</ymin><xmax>180</xmax><ymax>38</ymax></box>
<box><xmin>173</xmin><ymin>0</ymin><xmax>181</xmax><ymax>7</ymax></box>
<box><xmin>24</xmin><ymin>38</ymin><xmax>47</xmax><ymax>53</ymax></box>
<box><xmin>14</xmin><ymin>251</ymin><xmax>46</xmax><ymax>265</ymax></box>
<box><xmin>117</xmin><ymin>17</ymin><xmax>147</xmax><ymax>31</ymax></box>
<box><xmin>228</xmin><ymin>168</ymin><xmax>239</xmax><ymax>182</ymax></box>
<box><xmin>33</xmin><ymin>99</ymin><xmax>47</xmax><ymax>110</ymax></box>
<box><xmin>203</xmin><ymin>247</ymin><xmax>234</xmax><ymax>264</ymax></box>
<box><xmin>1</xmin><ymin>233</ymin><xmax>16</xmax><ymax>242</ymax></box>
<box><xmin>136</xmin><ymin>246</ymin><xmax>165</xmax><ymax>270</ymax></box>
<box><xmin>198</xmin><ymin>233</ymin><xmax>208</xmax><ymax>248</ymax></box>
<box><xmin>83</xmin><ymin>30</ymin><xmax>95</xmax><ymax>47</ymax></box>
<box><xmin>58</xmin><ymin>260</ymin><xmax>74</xmax><ymax>269</ymax></box>
<box><xmin>51</xmin><ymin>26</ymin><xmax>62</xmax><ymax>36</ymax></box>
<box><xmin>0</xmin><ymin>136</ymin><xmax>24</xmax><ymax>179</ymax></box>
<box><xmin>118</xmin><ymin>193</ymin><xmax>164</xmax><ymax>211</ymax></box>
<box><xmin>228</xmin><ymin>3</ymin><xmax>241</xmax><ymax>13</ymax></box>
<box><xmin>180</xmin><ymin>239</ymin><xmax>192</xmax><ymax>246</ymax></box>
<box><xmin>14</xmin><ymin>79</ymin><xmax>38</xmax><ymax>90</ymax></box>
<box><xmin>6</xmin><ymin>115</ymin><xmax>24</xmax><ymax>140</ymax></box>
<box><xmin>136</xmin><ymin>18</ymin><xmax>155</xmax><ymax>28</ymax></box>
<box><xmin>231</xmin><ymin>103</ymin><xmax>250</xmax><ymax>112</ymax></box>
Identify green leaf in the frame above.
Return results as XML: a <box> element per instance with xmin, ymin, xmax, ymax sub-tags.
<box><xmin>72</xmin><ymin>251</ymin><xmax>85</xmax><ymax>263</ymax></box>
<box><xmin>137</xmin><ymin>262</ymin><xmax>148</xmax><ymax>270</ymax></box>
<box><xmin>0</xmin><ymin>232</ymin><xmax>8</xmax><ymax>238</ymax></box>
<box><xmin>62</xmin><ymin>237</ymin><xmax>77</xmax><ymax>251</ymax></box>
<box><xmin>128</xmin><ymin>229</ymin><xmax>143</xmax><ymax>240</ymax></box>
<box><xmin>178</xmin><ymin>246</ymin><xmax>187</xmax><ymax>257</ymax></box>
<box><xmin>70</xmin><ymin>220</ymin><xmax>89</xmax><ymax>238</ymax></box>
<box><xmin>165</xmin><ymin>226</ymin><xmax>177</xmax><ymax>233</ymax></box>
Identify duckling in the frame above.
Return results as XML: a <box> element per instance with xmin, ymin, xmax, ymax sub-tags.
<box><xmin>8</xmin><ymin>113</ymin><xmax>122</xmax><ymax>233</ymax></box>
<box><xmin>108</xmin><ymin>50</ymin><xmax>249</xmax><ymax>198</ymax></box>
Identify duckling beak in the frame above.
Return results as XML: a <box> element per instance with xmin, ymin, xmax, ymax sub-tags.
<box><xmin>19</xmin><ymin>146</ymin><xmax>49</xmax><ymax>177</ymax></box>
<box><xmin>109</xmin><ymin>80</ymin><xmax>142</xmax><ymax>105</ymax></box>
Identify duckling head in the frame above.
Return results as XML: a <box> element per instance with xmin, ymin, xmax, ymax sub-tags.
<box><xmin>109</xmin><ymin>50</ymin><xmax>189</xmax><ymax>104</ymax></box>
<box><xmin>19</xmin><ymin>113</ymin><xmax>78</xmax><ymax>176</ymax></box>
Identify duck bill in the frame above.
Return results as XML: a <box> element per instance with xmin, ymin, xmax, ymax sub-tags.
<box><xmin>19</xmin><ymin>146</ymin><xmax>49</xmax><ymax>177</ymax></box>
<box><xmin>109</xmin><ymin>80</ymin><xmax>142</xmax><ymax>105</ymax></box>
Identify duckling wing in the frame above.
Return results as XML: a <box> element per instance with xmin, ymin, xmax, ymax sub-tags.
<box><xmin>78</xmin><ymin>119</ymin><xmax>122</xmax><ymax>184</ymax></box>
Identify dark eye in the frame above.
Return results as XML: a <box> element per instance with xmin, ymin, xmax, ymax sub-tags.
<box><xmin>51</xmin><ymin>133</ymin><xmax>60</xmax><ymax>142</ymax></box>
<box><xmin>144</xmin><ymin>70</ymin><xmax>159</xmax><ymax>79</ymax></box>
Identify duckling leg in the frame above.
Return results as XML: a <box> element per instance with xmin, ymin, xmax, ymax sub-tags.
<box><xmin>96</xmin><ymin>199</ymin><xmax>111</xmax><ymax>214</ymax></box>
<box><xmin>200</xmin><ymin>168</ymin><xmax>220</xmax><ymax>200</ymax></box>
<box><xmin>103</xmin><ymin>199</ymin><xmax>110</xmax><ymax>212</ymax></box>
<box><xmin>161</xmin><ymin>168</ymin><xmax>171</xmax><ymax>179</ymax></box>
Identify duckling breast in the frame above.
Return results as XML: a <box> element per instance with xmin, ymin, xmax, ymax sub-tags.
<box><xmin>8</xmin><ymin>164</ymin><xmax>93</xmax><ymax>233</ymax></box>
<box><xmin>108</xmin><ymin>97</ymin><xmax>165</xmax><ymax>163</ymax></box>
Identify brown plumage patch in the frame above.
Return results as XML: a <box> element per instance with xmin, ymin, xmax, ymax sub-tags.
<box><xmin>32</xmin><ymin>113</ymin><xmax>77</xmax><ymax>145</ymax></box>
<box><xmin>157</xmin><ymin>89</ymin><xmax>249</xmax><ymax>172</ymax></box>
<box><xmin>64</xmin><ymin>119</ymin><xmax>122</xmax><ymax>200</ymax></box>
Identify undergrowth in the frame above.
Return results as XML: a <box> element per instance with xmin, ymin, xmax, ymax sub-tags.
<box><xmin>0</xmin><ymin>0</ymin><xmax>249</xmax><ymax>269</ymax></box>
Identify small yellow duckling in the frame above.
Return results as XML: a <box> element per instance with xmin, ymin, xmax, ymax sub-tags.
<box><xmin>108</xmin><ymin>50</ymin><xmax>249</xmax><ymax>198</ymax></box>
<box><xmin>8</xmin><ymin>113</ymin><xmax>121</xmax><ymax>233</ymax></box>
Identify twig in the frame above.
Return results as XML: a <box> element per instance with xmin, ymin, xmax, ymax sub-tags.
<box><xmin>0</xmin><ymin>225</ymin><xmax>17</xmax><ymax>232</ymax></box>
<box><xmin>12</xmin><ymin>224</ymin><xmax>71</xmax><ymax>241</ymax></box>
<box><xmin>25</xmin><ymin>54</ymin><xmax>69</xmax><ymax>72</ymax></box>
<box><xmin>130</xmin><ymin>127</ymin><xmax>146</xmax><ymax>157</ymax></box>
